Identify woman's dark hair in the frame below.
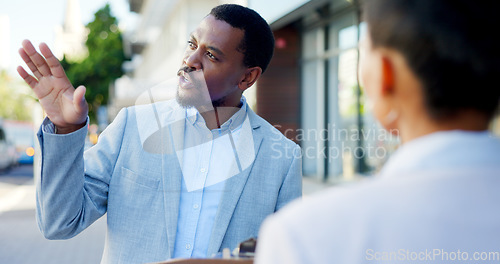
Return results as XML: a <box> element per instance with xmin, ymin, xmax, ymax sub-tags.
<box><xmin>362</xmin><ymin>0</ymin><xmax>500</xmax><ymax>120</ymax></box>
<box><xmin>210</xmin><ymin>4</ymin><xmax>275</xmax><ymax>73</ymax></box>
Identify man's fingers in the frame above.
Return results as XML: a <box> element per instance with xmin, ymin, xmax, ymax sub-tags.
<box><xmin>73</xmin><ymin>85</ymin><xmax>88</xmax><ymax>114</ymax></box>
<box><xmin>17</xmin><ymin>66</ymin><xmax>39</xmax><ymax>89</ymax></box>
<box><xmin>21</xmin><ymin>39</ymin><xmax>51</xmax><ymax>77</ymax></box>
<box><xmin>18</xmin><ymin>48</ymin><xmax>42</xmax><ymax>79</ymax></box>
<box><xmin>39</xmin><ymin>43</ymin><xmax>66</xmax><ymax>78</ymax></box>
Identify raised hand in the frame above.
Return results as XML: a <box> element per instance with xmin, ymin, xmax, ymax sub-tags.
<box><xmin>17</xmin><ymin>40</ymin><xmax>88</xmax><ymax>134</ymax></box>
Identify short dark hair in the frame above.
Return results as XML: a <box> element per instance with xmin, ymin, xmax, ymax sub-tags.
<box><xmin>210</xmin><ymin>4</ymin><xmax>275</xmax><ymax>73</ymax></box>
<box><xmin>362</xmin><ymin>0</ymin><xmax>500</xmax><ymax>120</ymax></box>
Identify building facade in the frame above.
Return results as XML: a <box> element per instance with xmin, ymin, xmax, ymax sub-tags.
<box><xmin>0</xmin><ymin>15</ymin><xmax>10</xmax><ymax>71</ymax></box>
<box><xmin>53</xmin><ymin>0</ymin><xmax>88</xmax><ymax>62</ymax></box>
<box><xmin>257</xmin><ymin>0</ymin><xmax>399</xmax><ymax>181</ymax></box>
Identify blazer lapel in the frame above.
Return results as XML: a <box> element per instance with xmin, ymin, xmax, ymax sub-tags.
<box><xmin>207</xmin><ymin>109</ymin><xmax>263</xmax><ymax>255</ymax></box>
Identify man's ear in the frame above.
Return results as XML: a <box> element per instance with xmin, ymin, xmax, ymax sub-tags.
<box><xmin>238</xmin><ymin>67</ymin><xmax>262</xmax><ymax>91</ymax></box>
<box><xmin>381</xmin><ymin>56</ymin><xmax>395</xmax><ymax>96</ymax></box>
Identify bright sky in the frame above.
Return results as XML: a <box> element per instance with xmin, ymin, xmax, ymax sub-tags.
<box><xmin>0</xmin><ymin>0</ymin><xmax>137</xmax><ymax>76</ymax></box>
<box><xmin>249</xmin><ymin>0</ymin><xmax>309</xmax><ymax>25</ymax></box>
<box><xmin>0</xmin><ymin>0</ymin><xmax>308</xmax><ymax>76</ymax></box>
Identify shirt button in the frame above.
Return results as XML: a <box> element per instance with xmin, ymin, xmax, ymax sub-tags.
<box><xmin>186</xmin><ymin>243</ymin><xmax>191</xmax><ymax>250</ymax></box>
<box><xmin>193</xmin><ymin>204</ymin><xmax>199</xmax><ymax>209</ymax></box>
<box><xmin>200</xmin><ymin>168</ymin><xmax>206</xmax><ymax>173</ymax></box>
<box><xmin>206</xmin><ymin>134</ymin><xmax>212</xmax><ymax>139</ymax></box>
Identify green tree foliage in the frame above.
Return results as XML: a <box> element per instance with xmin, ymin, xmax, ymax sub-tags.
<box><xmin>0</xmin><ymin>70</ymin><xmax>36</xmax><ymax>121</ymax></box>
<box><xmin>62</xmin><ymin>4</ymin><xmax>126</xmax><ymax>122</ymax></box>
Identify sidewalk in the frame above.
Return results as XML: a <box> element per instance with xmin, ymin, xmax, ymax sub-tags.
<box><xmin>0</xmin><ymin>167</ymin><xmax>106</xmax><ymax>264</ymax></box>
<box><xmin>302</xmin><ymin>173</ymin><xmax>370</xmax><ymax>197</ymax></box>
<box><xmin>302</xmin><ymin>177</ymin><xmax>334</xmax><ymax>196</ymax></box>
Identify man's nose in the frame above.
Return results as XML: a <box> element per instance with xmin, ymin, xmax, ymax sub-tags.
<box><xmin>184</xmin><ymin>51</ymin><xmax>202</xmax><ymax>70</ymax></box>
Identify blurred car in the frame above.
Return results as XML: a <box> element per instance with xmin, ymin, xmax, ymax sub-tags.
<box><xmin>3</xmin><ymin>120</ymin><xmax>35</xmax><ymax>165</ymax></box>
<box><xmin>0</xmin><ymin>119</ymin><xmax>17</xmax><ymax>170</ymax></box>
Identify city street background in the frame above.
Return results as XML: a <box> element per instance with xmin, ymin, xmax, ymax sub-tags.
<box><xmin>2</xmin><ymin>0</ymin><xmax>498</xmax><ymax>262</ymax></box>
<box><xmin>0</xmin><ymin>165</ymin><xmax>106</xmax><ymax>264</ymax></box>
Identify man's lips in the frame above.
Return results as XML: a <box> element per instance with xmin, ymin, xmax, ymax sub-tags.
<box><xmin>178</xmin><ymin>71</ymin><xmax>193</xmax><ymax>89</ymax></box>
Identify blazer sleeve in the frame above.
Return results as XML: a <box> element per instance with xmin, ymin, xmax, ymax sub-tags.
<box><xmin>275</xmin><ymin>143</ymin><xmax>302</xmax><ymax>212</ymax></box>
<box><xmin>36</xmin><ymin>108</ymin><xmax>128</xmax><ymax>239</ymax></box>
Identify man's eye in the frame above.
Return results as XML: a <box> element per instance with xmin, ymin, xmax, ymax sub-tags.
<box><xmin>187</xmin><ymin>41</ymin><xmax>196</xmax><ymax>49</ymax></box>
<box><xmin>206</xmin><ymin>52</ymin><xmax>216</xmax><ymax>60</ymax></box>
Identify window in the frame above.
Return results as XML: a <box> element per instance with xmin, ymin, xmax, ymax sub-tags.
<box><xmin>300</xmin><ymin>10</ymin><xmax>398</xmax><ymax>181</ymax></box>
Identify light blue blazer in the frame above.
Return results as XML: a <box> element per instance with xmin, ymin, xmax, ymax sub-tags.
<box><xmin>36</xmin><ymin>100</ymin><xmax>302</xmax><ymax>264</ymax></box>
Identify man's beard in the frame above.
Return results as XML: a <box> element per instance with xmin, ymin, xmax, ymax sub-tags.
<box><xmin>176</xmin><ymin>67</ymin><xmax>227</xmax><ymax>109</ymax></box>
<box><xmin>176</xmin><ymin>90</ymin><xmax>227</xmax><ymax>108</ymax></box>
<box><xmin>176</xmin><ymin>88</ymin><xmax>207</xmax><ymax>108</ymax></box>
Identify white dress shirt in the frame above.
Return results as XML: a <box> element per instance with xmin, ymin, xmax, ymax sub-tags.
<box><xmin>173</xmin><ymin>98</ymin><xmax>250</xmax><ymax>258</ymax></box>
<box><xmin>256</xmin><ymin>130</ymin><xmax>500</xmax><ymax>264</ymax></box>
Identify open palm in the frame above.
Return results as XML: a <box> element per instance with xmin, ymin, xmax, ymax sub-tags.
<box><xmin>17</xmin><ymin>40</ymin><xmax>88</xmax><ymax>133</ymax></box>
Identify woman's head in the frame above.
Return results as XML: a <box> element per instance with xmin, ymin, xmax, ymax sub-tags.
<box><xmin>360</xmin><ymin>0</ymin><xmax>500</xmax><ymax>141</ymax></box>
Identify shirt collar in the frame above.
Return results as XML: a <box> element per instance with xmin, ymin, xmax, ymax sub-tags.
<box><xmin>379</xmin><ymin>129</ymin><xmax>497</xmax><ymax>178</ymax></box>
<box><xmin>185</xmin><ymin>96</ymin><xmax>248</xmax><ymax>131</ymax></box>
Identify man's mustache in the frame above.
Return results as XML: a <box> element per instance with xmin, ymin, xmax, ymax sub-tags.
<box><xmin>177</xmin><ymin>66</ymin><xmax>196</xmax><ymax>76</ymax></box>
